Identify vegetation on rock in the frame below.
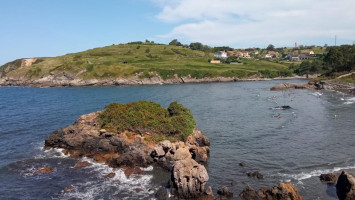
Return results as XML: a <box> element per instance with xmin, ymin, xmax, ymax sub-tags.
<box><xmin>99</xmin><ymin>101</ymin><xmax>196</xmax><ymax>142</ymax></box>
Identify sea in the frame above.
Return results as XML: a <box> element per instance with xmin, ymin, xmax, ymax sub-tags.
<box><xmin>0</xmin><ymin>79</ymin><xmax>354</xmax><ymax>200</ymax></box>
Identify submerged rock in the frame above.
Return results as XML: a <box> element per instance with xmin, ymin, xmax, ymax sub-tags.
<box><xmin>247</xmin><ymin>171</ymin><xmax>264</xmax><ymax>179</ymax></box>
<box><xmin>64</xmin><ymin>185</ymin><xmax>75</xmax><ymax>192</ymax></box>
<box><xmin>217</xmin><ymin>186</ymin><xmax>233</xmax><ymax>199</ymax></box>
<box><xmin>240</xmin><ymin>183</ymin><xmax>303</xmax><ymax>200</ymax></box>
<box><xmin>74</xmin><ymin>161</ymin><xmax>92</xmax><ymax>168</ymax></box>
<box><xmin>155</xmin><ymin>187</ymin><xmax>170</xmax><ymax>200</ymax></box>
<box><xmin>336</xmin><ymin>171</ymin><xmax>355</xmax><ymax>200</ymax></box>
<box><xmin>106</xmin><ymin>172</ymin><xmax>116</xmax><ymax>178</ymax></box>
<box><xmin>35</xmin><ymin>166</ymin><xmax>53</xmax><ymax>174</ymax></box>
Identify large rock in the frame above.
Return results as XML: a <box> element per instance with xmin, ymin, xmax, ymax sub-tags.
<box><xmin>270</xmin><ymin>82</ymin><xmax>313</xmax><ymax>90</ymax></box>
<box><xmin>336</xmin><ymin>171</ymin><xmax>355</xmax><ymax>200</ymax></box>
<box><xmin>44</xmin><ymin>112</ymin><xmax>154</xmax><ymax>167</ymax></box>
<box><xmin>151</xmin><ymin>129</ymin><xmax>210</xmax><ymax>170</ymax></box>
<box><xmin>171</xmin><ymin>158</ymin><xmax>209</xmax><ymax>199</ymax></box>
<box><xmin>320</xmin><ymin>173</ymin><xmax>340</xmax><ymax>183</ymax></box>
<box><xmin>240</xmin><ymin>183</ymin><xmax>303</xmax><ymax>200</ymax></box>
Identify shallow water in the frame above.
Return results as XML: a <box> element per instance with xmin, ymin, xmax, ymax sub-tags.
<box><xmin>0</xmin><ymin>80</ymin><xmax>354</xmax><ymax>199</ymax></box>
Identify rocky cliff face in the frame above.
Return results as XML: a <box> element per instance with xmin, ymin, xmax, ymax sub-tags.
<box><xmin>44</xmin><ymin>111</ymin><xmax>211</xmax><ymax>199</ymax></box>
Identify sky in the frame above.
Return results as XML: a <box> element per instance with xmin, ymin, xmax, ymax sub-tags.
<box><xmin>1</xmin><ymin>0</ymin><xmax>355</xmax><ymax>65</ymax></box>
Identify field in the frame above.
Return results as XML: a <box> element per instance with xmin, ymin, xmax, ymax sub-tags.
<box><xmin>3</xmin><ymin>42</ymin><xmax>292</xmax><ymax>80</ymax></box>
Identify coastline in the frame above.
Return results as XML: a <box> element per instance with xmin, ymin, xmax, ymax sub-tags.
<box><xmin>0</xmin><ymin>74</ymin><xmax>311</xmax><ymax>88</ymax></box>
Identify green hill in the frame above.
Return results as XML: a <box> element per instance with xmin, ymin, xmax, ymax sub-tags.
<box><xmin>0</xmin><ymin>42</ymin><xmax>292</xmax><ymax>84</ymax></box>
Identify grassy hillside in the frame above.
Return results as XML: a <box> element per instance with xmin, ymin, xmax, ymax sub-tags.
<box><xmin>1</xmin><ymin>42</ymin><xmax>292</xmax><ymax>80</ymax></box>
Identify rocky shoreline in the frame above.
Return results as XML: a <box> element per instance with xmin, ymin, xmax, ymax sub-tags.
<box><xmin>271</xmin><ymin>81</ymin><xmax>355</xmax><ymax>95</ymax></box>
<box><xmin>0</xmin><ymin>74</ymin><xmax>309</xmax><ymax>88</ymax></box>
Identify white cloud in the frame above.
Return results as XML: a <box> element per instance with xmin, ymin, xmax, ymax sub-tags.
<box><xmin>153</xmin><ymin>0</ymin><xmax>355</xmax><ymax>47</ymax></box>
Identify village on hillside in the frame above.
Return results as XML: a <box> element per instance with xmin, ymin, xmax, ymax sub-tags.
<box><xmin>211</xmin><ymin>43</ymin><xmax>326</xmax><ymax>64</ymax></box>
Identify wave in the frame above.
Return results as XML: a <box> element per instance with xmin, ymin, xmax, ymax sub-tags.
<box><xmin>344</xmin><ymin>101</ymin><xmax>354</xmax><ymax>105</ymax></box>
<box><xmin>277</xmin><ymin>165</ymin><xmax>355</xmax><ymax>181</ymax></box>
<box><xmin>54</xmin><ymin>158</ymin><xmax>156</xmax><ymax>200</ymax></box>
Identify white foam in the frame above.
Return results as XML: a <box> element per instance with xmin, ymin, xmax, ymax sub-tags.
<box><xmin>310</xmin><ymin>92</ymin><xmax>322</xmax><ymax>97</ymax></box>
<box><xmin>278</xmin><ymin>165</ymin><xmax>355</xmax><ymax>181</ymax></box>
<box><xmin>140</xmin><ymin>165</ymin><xmax>154</xmax><ymax>171</ymax></box>
<box><xmin>347</xmin><ymin>97</ymin><xmax>355</xmax><ymax>102</ymax></box>
<box><xmin>344</xmin><ymin>102</ymin><xmax>354</xmax><ymax>105</ymax></box>
<box><xmin>56</xmin><ymin>157</ymin><xmax>156</xmax><ymax>200</ymax></box>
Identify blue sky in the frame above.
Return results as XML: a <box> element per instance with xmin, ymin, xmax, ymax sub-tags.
<box><xmin>1</xmin><ymin>0</ymin><xmax>355</xmax><ymax>65</ymax></box>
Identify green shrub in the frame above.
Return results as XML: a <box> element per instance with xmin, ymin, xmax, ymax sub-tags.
<box><xmin>99</xmin><ymin>101</ymin><xmax>196</xmax><ymax>142</ymax></box>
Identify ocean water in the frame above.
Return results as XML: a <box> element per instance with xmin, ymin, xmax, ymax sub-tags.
<box><xmin>0</xmin><ymin>80</ymin><xmax>354</xmax><ymax>200</ymax></box>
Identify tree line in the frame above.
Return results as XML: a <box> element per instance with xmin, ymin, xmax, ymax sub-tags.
<box><xmin>294</xmin><ymin>45</ymin><xmax>355</xmax><ymax>76</ymax></box>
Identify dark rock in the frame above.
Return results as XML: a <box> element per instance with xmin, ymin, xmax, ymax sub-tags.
<box><xmin>155</xmin><ymin>187</ymin><xmax>170</xmax><ymax>200</ymax></box>
<box><xmin>320</xmin><ymin>173</ymin><xmax>340</xmax><ymax>183</ymax></box>
<box><xmin>35</xmin><ymin>166</ymin><xmax>53</xmax><ymax>174</ymax></box>
<box><xmin>239</xmin><ymin>162</ymin><xmax>245</xmax><ymax>167</ymax></box>
<box><xmin>124</xmin><ymin>167</ymin><xmax>142</xmax><ymax>178</ymax></box>
<box><xmin>240</xmin><ymin>183</ymin><xmax>303</xmax><ymax>200</ymax></box>
<box><xmin>247</xmin><ymin>171</ymin><xmax>263</xmax><ymax>179</ymax></box>
<box><xmin>64</xmin><ymin>185</ymin><xmax>75</xmax><ymax>192</ymax></box>
<box><xmin>107</xmin><ymin>172</ymin><xmax>116</xmax><ymax>178</ymax></box>
<box><xmin>217</xmin><ymin>186</ymin><xmax>233</xmax><ymax>198</ymax></box>
<box><xmin>336</xmin><ymin>171</ymin><xmax>355</xmax><ymax>200</ymax></box>
<box><xmin>171</xmin><ymin>158</ymin><xmax>209</xmax><ymax>199</ymax></box>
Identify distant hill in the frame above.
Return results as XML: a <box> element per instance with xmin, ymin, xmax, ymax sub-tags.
<box><xmin>0</xmin><ymin>42</ymin><xmax>292</xmax><ymax>86</ymax></box>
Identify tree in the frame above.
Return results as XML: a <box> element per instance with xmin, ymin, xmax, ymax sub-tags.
<box><xmin>169</xmin><ymin>39</ymin><xmax>182</xmax><ymax>46</ymax></box>
<box><xmin>266</xmin><ymin>44</ymin><xmax>275</xmax><ymax>51</ymax></box>
<box><xmin>189</xmin><ymin>42</ymin><xmax>203</xmax><ymax>50</ymax></box>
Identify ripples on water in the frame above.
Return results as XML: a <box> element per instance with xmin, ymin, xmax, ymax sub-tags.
<box><xmin>0</xmin><ymin>80</ymin><xmax>354</xmax><ymax>199</ymax></box>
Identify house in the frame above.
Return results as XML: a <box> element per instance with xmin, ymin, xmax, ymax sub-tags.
<box><xmin>226</xmin><ymin>51</ymin><xmax>235</xmax><ymax>56</ymax></box>
<box><xmin>210</xmin><ymin>59</ymin><xmax>221</xmax><ymax>64</ymax></box>
<box><xmin>299</xmin><ymin>54</ymin><xmax>308</xmax><ymax>60</ymax></box>
<box><xmin>242</xmin><ymin>52</ymin><xmax>250</xmax><ymax>58</ymax></box>
<box><xmin>215</xmin><ymin>51</ymin><xmax>228</xmax><ymax>59</ymax></box>
<box><xmin>306</xmin><ymin>50</ymin><xmax>314</xmax><ymax>56</ymax></box>
<box><xmin>265</xmin><ymin>54</ymin><xmax>273</xmax><ymax>59</ymax></box>
<box><xmin>285</xmin><ymin>54</ymin><xmax>300</xmax><ymax>61</ymax></box>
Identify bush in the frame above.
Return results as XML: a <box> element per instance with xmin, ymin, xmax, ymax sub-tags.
<box><xmin>99</xmin><ymin>101</ymin><xmax>196</xmax><ymax>142</ymax></box>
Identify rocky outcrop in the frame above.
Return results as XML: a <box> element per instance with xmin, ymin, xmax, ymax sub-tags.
<box><xmin>270</xmin><ymin>82</ymin><xmax>314</xmax><ymax>90</ymax></box>
<box><xmin>44</xmin><ymin>112</ymin><xmax>154</xmax><ymax>168</ymax></box>
<box><xmin>320</xmin><ymin>173</ymin><xmax>340</xmax><ymax>183</ymax></box>
<box><xmin>44</xmin><ymin>110</ymin><xmax>211</xmax><ymax>199</ymax></box>
<box><xmin>240</xmin><ymin>183</ymin><xmax>303</xmax><ymax>200</ymax></box>
<box><xmin>170</xmin><ymin>158</ymin><xmax>209</xmax><ymax>199</ymax></box>
<box><xmin>150</xmin><ymin>129</ymin><xmax>210</xmax><ymax>170</ymax></box>
<box><xmin>336</xmin><ymin>171</ymin><xmax>355</xmax><ymax>200</ymax></box>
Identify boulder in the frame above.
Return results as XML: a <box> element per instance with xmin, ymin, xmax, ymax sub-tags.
<box><xmin>239</xmin><ymin>162</ymin><xmax>245</xmax><ymax>167</ymax></box>
<box><xmin>74</xmin><ymin>161</ymin><xmax>92</xmax><ymax>167</ymax></box>
<box><xmin>320</xmin><ymin>173</ymin><xmax>340</xmax><ymax>183</ymax></box>
<box><xmin>247</xmin><ymin>171</ymin><xmax>264</xmax><ymax>179</ymax></box>
<box><xmin>336</xmin><ymin>171</ymin><xmax>355</xmax><ymax>200</ymax></box>
<box><xmin>171</xmin><ymin>158</ymin><xmax>209</xmax><ymax>199</ymax></box>
<box><xmin>240</xmin><ymin>182</ymin><xmax>303</xmax><ymax>200</ymax></box>
<box><xmin>64</xmin><ymin>185</ymin><xmax>75</xmax><ymax>192</ymax></box>
<box><xmin>217</xmin><ymin>186</ymin><xmax>233</xmax><ymax>198</ymax></box>
<box><xmin>107</xmin><ymin>172</ymin><xmax>116</xmax><ymax>178</ymax></box>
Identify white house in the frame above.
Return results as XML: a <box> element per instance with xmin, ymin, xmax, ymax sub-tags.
<box><xmin>215</xmin><ymin>51</ymin><xmax>228</xmax><ymax>59</ymax></box>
